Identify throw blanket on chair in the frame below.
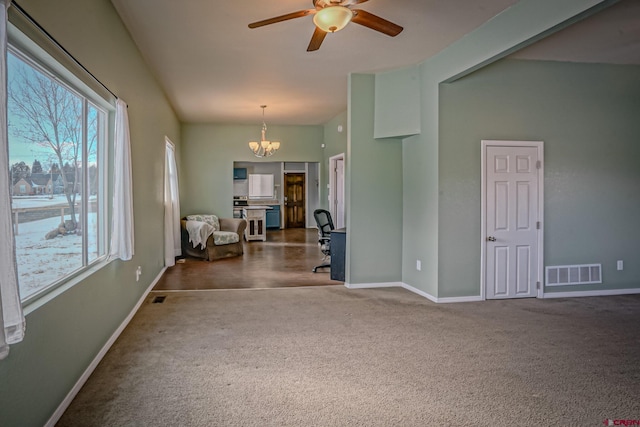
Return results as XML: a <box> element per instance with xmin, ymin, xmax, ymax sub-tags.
<box><xmin>185</xmin><ymin>220</ymin><xmax>214</xmax><ymax>249</ymax></box>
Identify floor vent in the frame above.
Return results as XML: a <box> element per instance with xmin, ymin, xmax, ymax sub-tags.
<box><xmin>545</xmin><ymin>264</ymin><xmax>602</xmax><ymax>286</ymax></box>
<box><xmin>152</xmin><ymin>295</ymin><xmax>166</xmax><ymax>304</ymax></box>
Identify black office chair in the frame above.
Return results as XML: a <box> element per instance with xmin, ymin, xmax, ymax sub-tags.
<box><xmin>312</xmin><ymin>209</ymin><xmax>334</xmax><ymax>273</ymax></box>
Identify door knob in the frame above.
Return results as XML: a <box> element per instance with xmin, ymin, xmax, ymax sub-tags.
<box><xmin>487</xmin><ymin>236</ymin><xmax>496</xmax><ymax>242</ymax></box>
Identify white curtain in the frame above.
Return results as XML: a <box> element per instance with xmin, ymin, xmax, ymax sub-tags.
<box><xmin>0</xmin><ymin>0</ymin><xmax>26</xmax><ymax>360</ymax></box>
<box><xmin>164</xmin><ymin>139</ymin><xmax>181</xmax><ymax>267</ymax></box>
<box><xmin>109</xmin><ymin>99</ymin><xmax>134</xmax><ymax>261</ymax></box>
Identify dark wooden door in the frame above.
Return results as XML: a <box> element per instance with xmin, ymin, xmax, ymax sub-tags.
<box><xmin>284</xmin><ymin>173</ymin><xmax>305</xmax><ymax>228</ymax></box>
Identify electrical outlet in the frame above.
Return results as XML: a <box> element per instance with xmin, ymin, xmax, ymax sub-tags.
<box><xmin>617</xmin><ymin>260</ymin><xmax>623</xmax><ymax>271</ymax></box>
<box><xmin>136</xmin><ymin>266</ymin><xmax>142</xmax><ymax>282</ymax></box>
<box><xmin>416</xmin><ymin>260</ymin><xmax>421</xmax><ymax>271</ymax></box>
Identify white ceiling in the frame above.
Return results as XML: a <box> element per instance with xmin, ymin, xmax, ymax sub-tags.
<box><xmin>110</xmin><ymin>0</ymin><xmax>639</xmax><ymax>126</ymax></box>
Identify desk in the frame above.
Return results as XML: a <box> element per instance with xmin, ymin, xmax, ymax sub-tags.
<box><xmin>330</xmin><ymin>228</ymin><xmax>346</xmax><ymax>281</ymax></box>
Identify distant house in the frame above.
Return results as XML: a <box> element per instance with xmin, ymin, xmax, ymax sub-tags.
<box><xmin>30</xmin><ymin>173</ymin><xmax>53</xmax><ymax>195</ymax></box>
<box><xmin>54</xmin><ymin>174</ymin><xmax>64</xmax><ymax>194</ymax></box>
<box><xmin>18</xmin><ymin>172</ymin><xmax>80</xmax><ymax>195</ymax></box>
<box><xmin>12</xmin><ymin>177</ymin><xmax>32</xmax><ymax>195</ymax></box>
<box><xmin>11</xmin><ymin>172</ymin><xmax>78</xmax><ymax>196</ymax></box>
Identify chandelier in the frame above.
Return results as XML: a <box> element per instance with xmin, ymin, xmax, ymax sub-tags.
<box><xmin>248</xmin><ymin>105</ymin><xmax>280</xmax><ymax>158</ymax></box>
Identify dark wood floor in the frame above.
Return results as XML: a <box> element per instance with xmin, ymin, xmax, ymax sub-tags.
<box><xmin>154</xmin><ymin>228</ymin><xmax>340</xmax><ymax>290</ymax></box>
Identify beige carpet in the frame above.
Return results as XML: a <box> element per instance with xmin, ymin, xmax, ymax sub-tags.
<box><xmin>57</xmin><ymin>287</ymin><xmax>640</xmax><ymax>426</ymax></box>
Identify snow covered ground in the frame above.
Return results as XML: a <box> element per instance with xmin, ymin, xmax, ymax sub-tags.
<box><xmin>15</xmin><ymin>215</ymin><xmax>83</xmax><ymax>299</ymax></box>
<box><xmin>13</xmin><ymin>204</ymin><xmax>98</xmax><ymax>300</ymax></box>
<box><xmin>12</xmin><ymin>194</ymin><xmax>76</xmax><ymax>209</ymax></box>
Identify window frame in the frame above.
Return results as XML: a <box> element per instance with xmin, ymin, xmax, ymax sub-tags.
<box><xmin>7</xmin><ymin>23</ymin><xmax>114</xmax><ymax>308</ymax></box>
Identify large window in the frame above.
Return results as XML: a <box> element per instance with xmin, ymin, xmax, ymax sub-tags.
<box><xmin>7</xmin><ymin>44</ymin><xmax>109</xmax><ymax>302</ymax></box>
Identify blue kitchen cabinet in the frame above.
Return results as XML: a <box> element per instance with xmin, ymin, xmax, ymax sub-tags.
<box><xmin>233</xmin><ymin>168</ymin><xmax>247</xmax><ymax>180</ymax></box>
<box><xmin>266</xmin><ymin>205</ymin><xmax>280</xmax><ymax>229</ymax></box>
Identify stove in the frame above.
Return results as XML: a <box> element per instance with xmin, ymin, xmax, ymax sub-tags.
<box><xmin>233</xmin><ymin>196</ymin><xmax>248</xmax><ymax>218</ymax></box>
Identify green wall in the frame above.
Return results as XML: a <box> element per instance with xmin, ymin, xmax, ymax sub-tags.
<box><xmin>0</xmin><ymin>0</ymin><xmax>180</xmax><ymax>425</ymax></box>
<box><xmin>374</xmin><ymin>65</ymin><xmax>421</xmax><ymax>139</ymax></box>
<box><xmin>387</xmin><ymin>0</ymin><xmax>612</xmax><ymax>298</ymax></box>
<box><xmin>180</xmin><ymin>123</ymin><xmax>324</xmax><ymax>218</ymax></box>
<box><xmin>322</xmin><ymin>110</ymin><xmax>348</xmax><ymax>158</ymax></box>
<box><xmin>401</xmin><ymin>85</ymin><xmax>439</xmax><ymax>296</ymax></box>
<box><xmin>440</xmin><ymin>59</ymin><xmax>640</xmax><ymax>296</ymax></box>
<box><xmin>346</xmin><ymin>74</ymin><xmax>403</xmax><ymax>284</ymax></box>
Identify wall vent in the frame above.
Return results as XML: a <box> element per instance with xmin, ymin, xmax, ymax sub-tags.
<box><xmin>545</xmin><ymin>264</ymin><xmax>602</xmax><ymax>286</ymax></box>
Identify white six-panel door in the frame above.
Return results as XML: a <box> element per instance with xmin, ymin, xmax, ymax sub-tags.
<box><xmin>483</xmin><ymin>142</ymin><xmax>543</xmax><ymax>299</ymax></box>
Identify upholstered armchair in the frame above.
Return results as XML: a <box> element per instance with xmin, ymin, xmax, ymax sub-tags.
<box><xmin>181</xmin><ymin>214</ymin><xmax>246</xmax><ymax>261</ymax></box>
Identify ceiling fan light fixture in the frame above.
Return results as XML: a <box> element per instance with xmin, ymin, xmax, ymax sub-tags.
<box><xmin>313</xmin><ymin>6</ymin><xmax>353</xmax><ymax>33</ymax></box>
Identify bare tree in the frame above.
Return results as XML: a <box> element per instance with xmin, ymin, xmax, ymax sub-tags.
<box><xmin>8</xmin><ymin>55</ymin><xmax>83</xmax><ymax>228</ymax></box>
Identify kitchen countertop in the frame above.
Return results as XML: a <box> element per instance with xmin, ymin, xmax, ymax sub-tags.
<box><xmin>247</xmin><ymin>199</ymin><xmax>279</xmax><ymax>206</ymax></box>
<box><xmin>242</xmin><ymin>205</ymin><xmax>273</xmax><ymax>210</ymax></box>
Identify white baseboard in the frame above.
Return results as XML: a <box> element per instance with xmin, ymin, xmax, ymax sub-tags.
<box><xmin>346</xmin><ymin>280</ymin><xmax>640</xmax><ymax>302</ymax></box>
<box><xmin>432</xmin><ymin>294</ymin><xmax>485</xmax><ymax>303</ymax></box>
<box><xmin>344</xmin><ymin>281</ymin><xmax>404</xmax><ymax>289</ymax></box>
<box><xmin>399</xmin><ymin>282</ymin><xmax>438</xmax><ymax>302</ymax></box>
<box><xmin>400</xmin><ymin>282</ymin><xmax>640</xmax><ymax>302</ymax></box>
<box><xmin>400</xmin><ymin>282</ymin><xmax>484</xmax><ymax>303</ymax></box>
<box><xmin>45</xmin><ymin>267</ymin><xmax>167</xmax><ymax>427</ymax></box>
<box><xmin>542</xmin><ymin>287</ymin><xmax>640</xmax><ymax>299</ymax></box>
<box><xmin>343</xmin><ymin>281</ymin><xmax>484</xmax><ymax>304</ymax></box>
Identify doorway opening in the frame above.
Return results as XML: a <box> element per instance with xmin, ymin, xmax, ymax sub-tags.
<box><xmin>233</xmin><ymin>161</ymin><xmax>320</xmax><ymax>231</ymax></box>
<box><xmin>284</xmin><ymin>172</ymin><xmax>305</xmax><ymax>228</ymax></box>
<box><xmin>329</xmin><ymin>153</ymin><xmax>345</xmax><ymax>229</ymax></box>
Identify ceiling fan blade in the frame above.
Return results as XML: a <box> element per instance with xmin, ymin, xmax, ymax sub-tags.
<box><xmin>307</xmin><ymin>27</ymin><xmax>328</xmax><ymax>52</ymax></box>
<box><xmin>351</xmin><ymin>9</ymin><xmax>403</xmax><ymax>37</ymax></box>
<box><xmin>316</xmin><ymin>0</ymin><xmax>368</xmax><ymax>6</ymax></box>
<box><xmin>248</xmin><ymin>10</ymin><xmax>313</xmax><ymax>29</ymax></box>
<box><xmin>340</xmin><ymin>0</ymin><xmax>369</xmax><ymax>5</ymax></box>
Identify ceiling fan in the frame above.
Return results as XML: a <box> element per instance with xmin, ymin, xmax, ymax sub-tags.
<box><xmin>248</xmin><ymin>0</ymin><xmax>403</xmax><ymax>52</ymax></box>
